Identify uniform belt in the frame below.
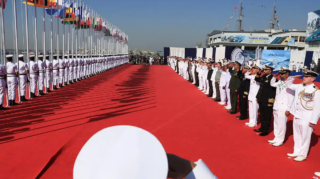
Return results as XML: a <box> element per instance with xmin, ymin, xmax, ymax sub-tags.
<box><xmin>30</xmin><ymin>73</ymin><xmax>38</xmax><ymax>75</ymax></box>
<box><xmin>19</xmin><ymin>74</ymin><xmax>27</xmax><ymax>75</ymax></box>
<box><xmin>7</xmin><ymin>74</ymin><xmax>16</xmax><ymax>77</ymax></box>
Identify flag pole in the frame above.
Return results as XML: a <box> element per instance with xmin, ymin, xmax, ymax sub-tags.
<box><xmin>82</xmin><ymin>2</ymin><xmax>84</xmax><ymax>67</ymax></box>
<box><xmin>24</xmin><ymin>0</ymin><xmax>31</xmax><ymax>99</ymax></box>
<box><xmin>0</xmin><ymin>0</ymin><xmax>8</xmax><ymax>107</ymax></box>
<box><xmin>13</xmin><ymin>0</ymin><xmax>21</xmax><ymax>103</ymax></box>
<box><xmin>62</xmin><ymin>0</ymin><xmax>65</xmax><ymax>86</ymax></box>
<box><xmin>57</xmin><ymin>0</ymin><xmax>60</xmax><ymax>88</ymax></box>
<box><xmin>71</xmin><ymin>0</ymin><xmax>74</xmax><ymax>82</ymax></box>
<box><xmin>50</xmin><ymin>1</ymin><xmax>53</xmax><ymax>90</ymax></box>
<box><xmin>43</xmin><ymin>0</ymin><xmax>47</xmax><ymax>93</ymax></box>
<box><xmin>33</xmin><ymin>0</ymin><xmax>39</xmax><ymax>96</ymax></box>
<box><xmin>75</xmin><ymin>0</ymin><xmax>79</xmax><ymax>81</ymax></box>
<box><xmin>67</xmin><ymin>0</ymin><xmax>71</xmax><ymax>84</ymax></box>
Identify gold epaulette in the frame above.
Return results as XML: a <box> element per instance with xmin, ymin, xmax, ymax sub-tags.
<box><xmin>244</xmin><ymin>92</ymin><xmax>248</xmax><ymax>95</ymax></box>
<box><xmin>268</xmin><ymin>98</ymin><xmax>275</xmax><ymax>103</ymax></box>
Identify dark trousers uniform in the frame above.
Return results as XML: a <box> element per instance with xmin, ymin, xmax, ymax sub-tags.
<box><xmin>239</xmin><ymin>94</ymin><xmax>248</xmax><ymax>118</ymax></box>
<box><xmin>208</xmin><ymin>80</ymin><xmax>213</xmax><ymax>96</ymax></box>
<box><xmin>215</xmin><ymin>82</ymin><xmax>220</xmax><ymax>100</ymax></box>
<box><xmin>230</xmin><ymin>90</ymin><xmax>238</xmax><ymax>112</ymax></box>
<box><xmin>259</xmin><ymin>105</ymin><xmax>273</xmax><ymax>133</ymax></box>
<box><xmin>195</xmin><ymin>72</ymin><xmax>199</xmax><ymax>86</ymax></box>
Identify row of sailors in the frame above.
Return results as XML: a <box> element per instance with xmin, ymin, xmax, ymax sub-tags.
<box><xmin>168</xmin><ymin>56</ymin><xmax>320</xmax><ymax>176</ymax></box>
<box><xmin>0</xmin><ymin>54</ymin><xmax>129</xmax><ymax>109</ymax></box>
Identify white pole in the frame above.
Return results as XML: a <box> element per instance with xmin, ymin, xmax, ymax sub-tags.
<box><xmin>34</xmin><ymin>0</ymin><xmax>39</xmax><ymax>96</ymax></box>
<box><xmin>43</xmin><ymin>0</ymin><xmax>47</xmax><ymax>93</ymax></box>
<box><xmin>24</xmin><ymin>0</ymin><xmax>31</xmax><ymax>99</ymax></box>
<box><xmin>62</xmin><ymin>0</ymin><xmax>65</xmax><ymax>86</ymax></box>
<box><xmin>13</xmin><ymin>0</ymin><xmax>21</xmax><ymax>103</ymax></box>
<box><xmin>50</xmin><ymin>2</ymin><xmax>53</xmax><ymax>90</ymax></box>
<box><xmin>67</xmin><ymin>0</ymin><xmax>71</xmax><ymax>84</ymax></box>
<box><xmin>0</xmin><ymin>0</ymin><xmax>8</xmax><ymax>106</ymax></box>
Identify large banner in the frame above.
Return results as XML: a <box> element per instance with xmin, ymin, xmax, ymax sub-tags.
<box><xmin>221</xmin><ymin>35</ymin><xmax>294</xmax><ymax>45</ymax></box>
<box><xmin>231</xmin><ymin>48</ymin><xmax>255</xmax><ymax>65</ymax></box>
<box><xmin>262</xmin><ymin>50</ymin><xmax>290</xmax><ymax>71</ymax></box>
<box><xmin>306</xmin><ymin>10</ymin><xmax>320</xmax><ymax>41</ymax></box>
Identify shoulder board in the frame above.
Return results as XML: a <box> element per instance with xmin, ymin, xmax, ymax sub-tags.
<box><xmin>315</xmin><ymin>86</ymin><xmax>319</xmax><ymax>90</ymax></box>
<box><xmin>300</xmin><ymin>82</ymin><xmax>304</xmax><ymax>85</ymax></box>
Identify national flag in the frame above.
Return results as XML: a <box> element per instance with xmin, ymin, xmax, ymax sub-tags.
<box><xmin>45</xmin><ymin>0</ymin><xmax>63</xmax><ymax>15</ymax></box>
<box><xmin>24</xmin><ymin>0</ymin><xmax>49</xmax><ymax>8</ymax></box>
<box><xmin>0</xmin><ymin>0</ymin><xmax>7</xmax><ymax>9</ymax></box>
<box><xmin>55</xmin><ymin>2</ymin><xmax>70</xmax><ymax>18</ymax></box>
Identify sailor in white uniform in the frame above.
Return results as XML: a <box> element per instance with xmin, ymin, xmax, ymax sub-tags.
<box><xmin>17</xmin><ymin>55</ymin><xmax>29</xmax><ymax>101</ymax></box>
<box><xmin>6</xmin><ymin>55</ymin><xmax>19</xmax><ymax>106</ymax></box>
<box><xmin>245</xmin><ymin>65</ymin><xmax>261</xmax><ymax>127</ymax></box>
<box><xmin>29</xmin><ymin>55</ymin><xmax>39</xmax><ymax>98</ymax></box>
<box><xmin>64</xmin><ymin>55</ymin><xmax>69</xmax><ymax>85</ymax></box>
<box><xmin>69</xmin><ymin>55</ymin><xmax>74</xmax><ymax>84</ymax></box>
<box><xmin>52</xmin><ymin>55</ymin><xmax>59</xmax><ymax>89</ymax></box>
<box><xmin>224</xmin><ymin>65</ymin><xmax>232</xmax><ymax>110</ymax></box>
<box><xmin>0</xmin><ymin>62</ymin><xmax>7</xmax><ymax>110</ymax></box>
<box><xmin>45</xmin><ymin>55</ymin><xmax>52</xmax><ymax>92</ymax></box>
<box><xmin>268</xmin><ymin>67</ymin><xmax>295</xmax><ymax>146</ymax></box>
<box><xmin>287</xmin><ymin>70</ymin><xmax>320</xmax><ymax>162</ymax></box>
<box><xmin>38</xmin><ymin>55</ymin><xmax>47</xmax><ymax>95</ymax></box>
<box><xmin>59</xmin><ymin>55</ymin><xmax>65</xmax><ymax>87</ymax></box>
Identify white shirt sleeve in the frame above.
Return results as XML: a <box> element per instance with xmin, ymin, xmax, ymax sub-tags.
<box><xmin>310</xmin><ymin>90</ymin><xmax>320</xmax><ymax>124</ymax></box>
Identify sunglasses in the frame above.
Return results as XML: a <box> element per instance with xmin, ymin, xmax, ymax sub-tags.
<box><xmin>279</xmin><ymin>73</ymin><xmax>286</xmax><ymax>75</ymax></box>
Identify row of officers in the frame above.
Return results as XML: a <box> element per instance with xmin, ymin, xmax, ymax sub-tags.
<box><xmin>168</xmin><ymin>56</ymin><xmax>320</xmax><ymax>169</ymax></box>
<box><xmin>0</xmin><ymin>54</ymin><xmax>129</xmax><ymax>109</ymax></box>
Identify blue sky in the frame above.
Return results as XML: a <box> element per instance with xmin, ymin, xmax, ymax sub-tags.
<box><xmin>1</xmin><ymin>0</ymin><xmax>319</xmax><ymax>52</ymax></box>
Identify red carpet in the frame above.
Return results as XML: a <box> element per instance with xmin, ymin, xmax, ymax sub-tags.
<box><xmin>0</xmin><ymin>64</ymin><xmax>320</xmax><ymax>179</ymax></box>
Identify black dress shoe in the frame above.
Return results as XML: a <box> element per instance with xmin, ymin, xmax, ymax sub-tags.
<box><xmin>214</xmin><ymin>99</ymin><xmax>221</xmax><ymax>102</ymax></box>
<box><xmin>259</xmin><ymin>132</ymin><xmax>268</xmax><ymax>136</ymax></box>
<box><xmin>0</xmin><ymin>105</ymin><xmax>7</xmax><ymax>110</ymax></box>
<box><xmin>229</xmin><ymin>111</ymin><xmax>236</xmax><ymax>114</ymax></box>
<box><xmin>254</xmin><ymin>129</ymin><xmax>262</xmax><ymax>132</ymax></box>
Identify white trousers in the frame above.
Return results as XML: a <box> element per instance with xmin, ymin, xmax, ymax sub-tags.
<box><xmin>59</xmin><ymin>69</ymin><xmax>64</xmax><ymax>84</ymax></box>
<box><xmin>202</xmin><ymin>77</ymin><xmax>207</xmax><ymax>91</ymax></box>
<box><xmin>184</xmin><ymin>70</ymin><xmax>189</xmax><ymax>80</ymax></box>
<box><xmin>64</xmin><ymin>68</ymin><xmax>69</xmax><ymax>82</ymax></box>
<box><xmin>73</xmin><ymin>67</ymin><xmax>77</xmax><ymax>80</ymax></box>
<box><xmin>38</xmin><ymin>72</ymin><xmax>45</xmax><ymax>90</ymax></box>
<box><xmin>69</xmin><ymin>67</ymin><xmax>73</xmax><ymax>81</ymax></box>
<box><xmin>199</xmin><ymin>76</ymin><xmax>203</xmax><ymax>89</ymax></box>
<box><xmin>248</xmin><ymin>100</ymin><xmax>259</xmax><ymax>126</ymax></box>
<box><xmin>293</xmin><ymin>117</ymin><xmax>313</xmax><ymax>158</ymax></box>
<box><xmin>226</xmin><ymin>88</ymin><xmax>231</xmax><ymax>107</ymax></box>
<box><xmin>30</xmin><ymin>74</ymin><xmax>38</xmax><ymax>93</ymax></box>
<box><xmin>77</xmin><ymin>67</ymin><xmax>81</xmax><ymax>78</ymax></box>
<box><xmin>273</xmin><ymin>110</ymin><xmax>288</xmax><ymax>144</ymax></box>
<box><xmin>7</xmin><ymin>77</ymin><xmax>17</xmax><ymax>100</ymax></box>
<box><xmin>0</xmin><ymin>79</ymin><xmax>5</xmax><ymax>105</ymax></box>
<box><xmin>205</xmin><ymin>79</ymin><xmax>209</xmax><ymax>93</ymax></box>
<box><xmin>220</xmin><ymin>86</ymin><xmax>226</xmax><ymax>103</ymax></box>
<box><xmin>53</xmin><ymin>70</ymin><xmax>59</xmax><ymax>85</ymax></box>
<box><xmin>45</xmin><ymin>72</ymin><xmax>51</xmax><ymax>88</ymax></box>
<box><xmin>19</xmin><ymin>75</ymin><xmax>27</xmax><ymax>96</ymax></box>
<box><xmin>212</xmin><ymin>81</ymin><xmax>216</xmax><ymax>98</ymax></box>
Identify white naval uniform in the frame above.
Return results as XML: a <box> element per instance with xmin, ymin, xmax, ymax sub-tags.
<box><xmin>219</xmin><ymin>71</ymin><xmax>227</xmax><ymax>104</ymax></box>
<box><xmin>211</xmin><ymin>67</ymin><xmax>217</xmax><ymax>98</ymax></box>
<box><xmin>225</xmin><ymin>70</ymin><xmax>232</xmax><ymax>108</ymax></box>
<box><xmin>0</xmin><ymin>64</ymin><xmax>6</xmax><ymax>105</ymax></box>
<box><xmin>52</xmin><ymin>59</ymin><xmax>59</xmax><ymax>86</ymax></box>
<box><xmin>29</xmin><ymin>61</ymin><xmax>39</xmax><ymax>93</ymax></box>
<box><xmin>288</xmin><ymin>83</ymin><xmax>320</xmax><ymax>158</ymax></box>
<box><xmin>38</xmin><ymin>60</ymin><xmax>47</xmax><ymax>91</ymax></box>
<box><xmin>270</xmin><ymin>76</ymin><xmax>295</xmax><ymax>144</ymax></box>
<box><xmin>6</xmin><ymin>62</ymin><xmax>18</xmax><ymax>100</ymax></box>
<box><xmin>17</xmin><ymin>61</ymin><xmax>29</xmax><ymax>97</ymax></box>
<box><xmin>45</xmin><ymin>59</ymin><xmax>52</xmax><ymax>89</ymax></box>
<box><xmin>197</xmin><ymin>65</ymin><xmax>203</xmax><ymax>90</ymax></box>
<box><xmin>59</xmin><ymin>58</ymin><xmax>65</xmax><ymax>85</ymax></box>
<box><xmin>73</xmin><ymin>58</ymin><xmax>78</xmax><ymax>80</ymax></box>
<box><xmin>64</xmin><ymin>59</ymin><xmax>69</xmax><ymax>83</ymax></box>
<box><xmin>69</xmin><ymin>58</ymin><xmax>74</xmax><ymax>82</ymax></box>
<box><xmin>202</xmin><ymin>67</ymin><xmax>208</xmax><ymax>92</ymax></box>
<box><xmin>77</xmin><ymin>58</ymin><xmax>81</xmax><ymax>79</ymax></box>
<box><xmin>246</xmin><ymin>73</ymin><xmax>260</xmax><ymax>126</ymax></box>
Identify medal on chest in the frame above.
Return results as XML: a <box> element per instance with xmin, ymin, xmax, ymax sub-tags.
<box><xmin>299</xmin><ymin>89</ymin><xmax>316</xmax><ymax>110</ymax></box>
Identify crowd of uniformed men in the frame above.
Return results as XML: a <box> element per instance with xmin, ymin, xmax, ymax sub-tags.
<box><xmin>0</xmin><ymin>54</ymin><xmax>129</xmax><ymax>109</ymax></box>
<box><xmin>168</xmin><ymin>56</ymin><xmax>320</xmax><ymax>169</ymax></box>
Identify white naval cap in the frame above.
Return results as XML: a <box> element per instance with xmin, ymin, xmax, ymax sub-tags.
<box><xmin>6</xmin><ymin>54</ymin><xmax>13</xmax><ymax>58</ymax></box>
<box><xmin>29</xmin><ymin>54</ymin><xmax>35</xmax><ymax>57</ymax></box>
<box><xmin>18</xmin><ymin>54</ymin><xmax>24</xmax><ymax>58</ymax></box>
<box><xmin>38</xmin><ymin>55</ymin><xmax>44</xmax><ymax>58</ymax></box>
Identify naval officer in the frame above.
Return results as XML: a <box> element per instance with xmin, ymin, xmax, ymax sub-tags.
<box><xmin>228</xmin><ymin>61</ymin><xmax>242</xmax><ymax>114</ymax></box>
<box><xmin>268</xmin><ymin>67</ymin><xmax>295</xmax><ymax>146</ymax></box>
<box><xmin>6</xmin><ymin>55</ymin><xmax>19</xmax><ymax>106</ymax></box>
<box><xmin>52</xmin><ymin>55</ymin><xmax>59</xmax><ymax>90</ymax></box>
<box><xmin>38</xmin><ymin>55</ymin><xmax>47</xmax><ymax>95</ymax></box>
<box><xmin>0</xmin><ymin>61</ymin><xmax>7</xmax><ymax>110</ymax></box>
<box><xmin>45</xmin><ymin>55</ymin><xmax>52</xmax><ymax>92</ymax></box>
<box><xmin>17</xmin><ymin>55</ymin><xmax>29</xmax><ymax>101</ymax></box>
<box><xmin>287</xmin><ymin>70</ymin><xmax>320</xmax><ymax>162</ymax></box>
<box><xmin>29</xmin><ymin>55</ymin><xmax>39</xmax><ymax>98</ymax></box>
<box><xmin>254</xmin><ymin>65</ymin><xmax>276</xmax><ymax>136</ymax></box>
<box><xmin>245</xmin><ymin>65</ymin><xmax>260</xmax><ymax>127</ymax></box>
